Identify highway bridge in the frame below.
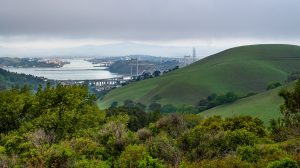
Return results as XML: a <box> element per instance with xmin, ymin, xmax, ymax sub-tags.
<box><xmin>57</xmin><ymin>76</ymin><xmax>130</xmax><ymax>87</ymax></box>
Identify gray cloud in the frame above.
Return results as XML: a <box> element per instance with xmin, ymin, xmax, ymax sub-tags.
<box><xmin>0</xmin><ymin>0</ymin><xmax>300</xmax><ymax>41</ymax></box>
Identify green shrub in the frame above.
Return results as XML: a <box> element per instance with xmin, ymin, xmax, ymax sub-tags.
<box><xmin>138</xmin><ymin>156</ymin><xmax>165</xmax><ymax>168</ymax></box>
<box><xmin>0</xmin><ymin>146</ymin><xmax>5</xmax><ymax>154</ymax></box>
<box><xmin>237</xmin><ymin>146</ymin><xmax>259</xmax><ymax>163</ymax></box>
<box><xmin>45</xmin><ymin>144</ymin><xmax>74</xmax><ymax>168</ymax></box>
<box><xmin>222</xmin><ymin>116</ymin><xmax>266</xmax><ymax>137</ymax></box>
<box><xmin>179</xmin><ymin>156</ymin><xmax>255</xmax><ymax>168</ymax></box>
<box><xmin>267</xmin><ymin>82</ymin><xmax>282</xmax><ymax>90</ymax></box>
<box><xmin>256</xmin><ymin>144</ymin><xmax>286</xmax><ymax>161</ymax></box>
<box><xmin>73</xmin><ymin>158</ymin><xmax>110</xmax><ymax>168</ymax></box>
<box><xmin>267</xmin><ymin>157</ymin><xmax>299</xmax><ymax>168</ymax></box>
<box><xmin>69</xmin><ymin>138</ymin><xmax>104</xmax><ymax>158</ymax></box>
<box><xmin>178</xmin><ymin>125</ymin><xmax>211</xmax><ymax>160</ymax></box>
<box><xmin>118</xmin><ymin>144</ymin><xmax>148</xmax><ymax>168</ymax></box>
<box><xmin>137</xmin><ymin>128</ymin><xmax>152</xmax><ymax>141</ymax></box>
<box><xmin>224</xmin><ymin>129</ymin><xmax>257</xmax><ymax>151</ymax></box>
<box><xmin>148</xmin><ymin>133</ymin><xmax>181</xmax><ymax>166</ymax></box>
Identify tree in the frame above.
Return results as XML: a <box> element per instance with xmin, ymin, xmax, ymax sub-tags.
<box><xmin>149</xmin><ymin>102</ymin><xmax>162</xmax><ymax>112</ymax></box>
<box><xmin>286</xmin><ymin>72</ymin><xmax>300</xmax><ymax>83</ymax></box>
<box><xmin>267</xmin><ymin>158</ymin><xmax>299</xmax><ymax>168</ymax></box>
<box><xmin>138</xmin><ymin>156</ymin><xmax>165</xmax><ymax>168</ymax></box>
<box><xmin>110</xmin><ymin>101</ymin><xmax>118</xmax><ymax>108</ymax></box>
<box><xmin>197</xmin><ymin>92</ymin><xmax>238</xmax><ymax>112</ymax></box>
<box><xmin>0</xmin><ymin>86</ymin><xmax>34</xmax><ymax>133</ymax></box>
<box><xmin>106</xmin><ymin>106</ymin><xmax>148</xmax><ymax>131</ymax></box>
<box><xmin>136</xmin><ymin>102</ymin><xmax>147</xmax><ymax>111</ymax></box>
<box><xmin>207</xmin><ymin>93</ymin><xmax>217</xmax><ymax>101</ymax></box>
<box><xmin>156</xmin><ymin>114</ymin><xmax>186</xmax><ymax>138</ymax></box>
<box><xmin>279</xmin><ymin>79</ymin><xmax>300</xmax><ymax>129</ymax></box>
<box><xmin>29</xmin><ymin>84</ymin><xmax>101</xmax><ymax>141</ymax></box>
<box><xmin>161</xmin><ymin>104</ymin><xmax>177</xmax><ymax>113</ymax></box>
<box><xmin>237</xmin><ymin>146</ymin><xmax>259</xmax><ymax>163</ymax></box>
<box><xmin>267</xmin><ymin>82</ymin><xmax>282</xmax><ymax>90</ymax></box>
<box><xmin>224</xmin><ymin>92</ymin><xmax>238</xmax><ymax>103</ymax></box>
<box><xmin>222</xmin><ymin>116</ymin><xmax>266</xmax><ymax>137</ymax></box>
<box><xmin>124</xmin><ymin>100</ymin><xmax>135</xmax><ymax>108</ymax></box>
<box><xmin>118</xmin><ymin>144</ymin><xmax>148</xmax><ymax>168</ymax></box>
<box><xmin>147</xmin><ymin>133</ymin><xmax>181</xmax><ymax>167</ymax></box>
<box><xmin>153</xmin><ymin>70</ymin><xmax>161</xmax><ymax>77</ymax></box>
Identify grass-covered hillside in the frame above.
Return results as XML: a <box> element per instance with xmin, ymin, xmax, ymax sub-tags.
<box><xmin>100</xmin><ymin>44</ymin><xmax>300</xmax><ymax>108</ymax></box>
<box><xmin>199</xmin><ymin>82</ymin><xmax>297</xmax><ymax>125</ymax></box>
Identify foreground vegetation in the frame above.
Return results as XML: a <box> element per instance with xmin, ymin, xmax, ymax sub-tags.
<box><xmin>1</xmin><ymin>80</ymin><xmax>300</xmax><ymax>167</ymax></box>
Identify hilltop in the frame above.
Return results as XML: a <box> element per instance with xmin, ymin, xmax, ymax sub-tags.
<box><xmin>100</xmin><ymin>44</ymin><xmax>300</xmax><ymax>108</ymax></box>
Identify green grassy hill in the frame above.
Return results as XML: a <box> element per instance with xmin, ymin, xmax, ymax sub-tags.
<box><xmin>99</xmin><ymin>44</ymin><xmax>300</xmax><ymax>108</ymax></box>
<box><xmin>198</xmin><ymin>83</ymin><xmax>295</xmax><ymax>125</ymax></box>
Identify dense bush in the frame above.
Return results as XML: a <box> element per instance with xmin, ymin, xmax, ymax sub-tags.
<box><xmin>138</xmin><ymin>155</ymin><xmax>165</xmax><ymax>168</ymax></box>
<box><xmin>267</xmin><ymin>157</ymin><xmax>299</xmax><ymax>168</ymax></box>
<box><xmin>118</xmin><ymin>144</ymin><xmax>148</xmax><ymax>168</ymax></box>
<box><xmin>237</xmin><ymin>146</ymin><xmax>259</xmax><ymax>163</ymax></box>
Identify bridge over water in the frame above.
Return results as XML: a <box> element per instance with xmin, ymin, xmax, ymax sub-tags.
<box><xmin>57</xmin><ymin>76</ymin><xmax>130</xmax><ymax>87</ymax></box>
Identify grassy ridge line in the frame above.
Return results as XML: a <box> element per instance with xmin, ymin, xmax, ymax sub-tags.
<box><xmin>199</xmin><ymin>83</ymin><xmax>295</xmax><ymax>125</ymax></box>
<box><xmin>100</xmin><ymin>44</ymin><xmax>300</xmax><ymax>108</ymax></box>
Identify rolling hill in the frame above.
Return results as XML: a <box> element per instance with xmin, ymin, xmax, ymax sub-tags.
<box><xmin>99</xmin><ymin>44</ymin><xmax>300</xmax><ymax>108</ymax></box>
<box><xmin>198</xmin><ymin>83</ymin><xmax>295</xmax><ymax>125</ymax></box>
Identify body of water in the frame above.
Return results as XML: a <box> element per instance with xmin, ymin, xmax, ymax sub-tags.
<box><xmin>4</xmin><ymin>59</ymin><xmax>121</xmax><ymax>80</ymax></box>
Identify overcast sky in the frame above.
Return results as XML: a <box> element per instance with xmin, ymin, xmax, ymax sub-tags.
<box><xmin>0</xmin><ymin>0</ymin><xmax>300</xmax><ymax>56</ymax></box>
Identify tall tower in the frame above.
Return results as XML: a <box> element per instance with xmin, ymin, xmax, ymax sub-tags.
<box><xmin>184</xmin><ymin>55</ymin><xmax>191</xmax><ymax>66</ymax></box>
<box><xmin>130</xmin><ymin>58</ymin><xmax>138</xmax><ymax>78</ymax></box>
<box><xmin>192</xmin><ymin>47</ymin><xmax>196</xmax><ymax>63</ymax></box>
<box><xmin>136</xmin><ymin>57</ymin><xmax>139</xmax><ymax>76</ymax></box>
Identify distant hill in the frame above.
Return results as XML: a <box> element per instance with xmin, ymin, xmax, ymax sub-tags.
<box><xmin>0</xmin><ymin>68</ymin><xmax>46</xmax><ymax>90</ymax></box>
<box><xmin>0</xmin><ymin>57</ymin><xmax>63</xmax><ymax>68</ymax></box>
<box><xmin>99</xmin><ymin>44</ymin><xmax>300</xmax><ymax>108</ymax></box>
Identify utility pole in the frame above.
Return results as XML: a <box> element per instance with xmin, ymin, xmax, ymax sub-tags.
<box><xmin>130</xmin><ymin>60</ymin><xmax>133</xmax><ymax>78</ymax></box>
<box><xmin>130</xmin><ymin>58</ymin><xmax>138</xmax><ymax>78</ymax></box>
<box><xmin>184</xmin><ymin>55</ymin><xmax>190</xmax><ymax>66</ymax></box>
<box><xmin>192</xmin><ymin>47</ymin><xmax>196</xmax><ymax>63</ymax></box>
<box><xmin>136</xmin><ymin>57</ymin><xmax>139</xmax><ymax>76</ymax></box>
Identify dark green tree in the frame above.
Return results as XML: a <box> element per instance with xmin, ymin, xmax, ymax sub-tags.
<box><xmin>279</xmin><ymin>79</ymin><xmax>300</xmax><ymax>128</ymax></box>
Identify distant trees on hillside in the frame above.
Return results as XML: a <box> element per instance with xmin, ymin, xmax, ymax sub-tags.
<box><xmin>0</xmin><ymin>68</ymin><xmax>47</xmax><ymax>90</ymax></box>
<box><xmin>286</xmin><ymin>71</ymin><xmax>300</xmax><ymax>83</ymax></box>
<box><xmin>153</xmin><ymin>70</ymin><xmax>161</xmax><ymax>77</ymax></box>
<box><xmin>266</xmin><ymin>82</ymin><xmax>282</xmax><ymax>90</ymax></box>
<box><xmin>198</xmin><ymin>92</ymin><xmax>239</xmax><ymax>112</ymax></box>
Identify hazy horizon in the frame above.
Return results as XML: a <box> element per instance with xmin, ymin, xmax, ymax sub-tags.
<box><xmin>1</xmin><ymin>0</ymin><xmax>300</xmax><ymax>57</ymax></box>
